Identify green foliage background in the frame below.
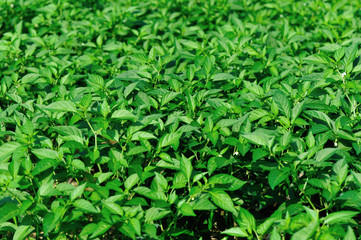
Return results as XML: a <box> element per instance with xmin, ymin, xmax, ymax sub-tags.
<box><xmin>1</xmin><ymin>0</ymin><xmax>361</xmax><ymax>239</ymax></box>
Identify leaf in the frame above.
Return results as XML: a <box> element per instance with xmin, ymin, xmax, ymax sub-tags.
<box><xmin>32</xmin><ymin>158</ymin><xmax>59</xmax><ymax>175</ymax></box>
<box><xmin>160</xmin><ymin>92</ymin><xmax>180</xmax><ymax>107</ymax></box>
<box><xmin>80</xmin><ymin>223</ymin><xmax>97</xmax><ymax>236</ymax></box>
<box><xmin>88</xmin><ymin>74</ymin><xmax>104</xmax><ymax>87</ymax></box>
<box><xmin>304</xmin><ymin>110</ymin><xmax>333</xmax><ymax>128</ymax></box>
<box><xmin>102</xmin><ymin>202</ymin><xmax>123</xmax><ymax>216</ymax></box>
<box><xmin>290</xmin><ymin>220</ymin><xmax>318</xmax><ymax>240</ymax></box>
<box><xmin>71</xmin><ymin>183</ymin><xmax>87</xmax><ymax>201</ymax></box>
<box><xmin>236</xmin><ymin>207</ymin><xmax>256</xmax><ymax>233</ymax></box>
<box><xmin>221</xmin><ymin>227</ymin><xmax>248</xmax><ymax>237</ymax></box>
<box><xmin>180</xmin><ymin>155</ymin><xmax>193</xmax><ymax>182</ymax></box>
<box><xmin>315</xmin><ymin>148</ymin><xmax>338</xmax><ymax>162</ymax></box>
<box><xmin>249</xmin><ymin>109</ymin><xmax>269</xmax><ymax>122</ymax></box>
<box><xmin>179</xmin><ymin>39</ymin><xmax>200</xmax><ymax>49</ymax></box>
<box><xmin>291</xmin><ymin>101</ymin><xmax>304</xmax><ymax>124</ymax></box>
<box><xmin>157</xmin><ymin>131</ymin><xmax>182</xmax><ymax>151</ymax></box>
<box><xmin>179</xmin><ymin>203</ymin><xmax>196</xmax><ymax>216</ymax></box>
<box><xmin>0</xmin><ymin>202</ymin><xmax>19</xmax><ymax>223</ymax></box>
<box><xmin>212</xmin><ymin>73</ymin><xmax>236</xmax><ymax>81</ymax></box>
<box><xmin>129</xmin><ymin>218</ymin><xmax>141</xmax><ymax>236</ymax></box>
<box><xmin>131</xmin><ymin>131</ymin><xmax>157</xmax><ymax>141</ymax></box>
<box><xmin>323</xmin><ymin>211</ymin><xmax>358</xmax><ymax>225</ymax></box>
<box><xmin>90</xmin><ymin>221</ymin><xmax>112</xmax><ymax>238</ymax></box>
<box><xmin>353</xmin><ymin>143</ymin><xmax>361</xmax><ymax>155</ymax></box>
<box><xmin>32</xmin><ymin>149</ymin><xmax>59</xmax><ymax>160</ymax></box>
<box><xmin>241</xmin><ymin>133</ymin><xmax>270</xmax><ymax>147</ymax></box>
<box><xmin>216</xmin><ymin>119</ymin><xmax>240</xmax><ymax>128</ymax></box>
<box><xmin>45</xmin><ymin>100</ymin><xmax>77</xmax><ymax>113</ymax></box>
<box><xmin>273</xmin><ymin>91</ymin><xmax>291</xmax><ymax>119</ymax></box>
<box><xmin>319</xmin><ymin>44</ymin><xmax>342</xmax><ymax>52</ymax></box>
<box><xmin>13</xmin><ymin>225</ymin><xmax>35</xmax><ymax>240</ymax></box>
<box><xmin>21</xmin><ymin>73</ymin><xmax>41</xmax><ymax>83</ymax></box>
<box><xmin>344</xmin><ymin>226</ymin><xmax>357</xmax><ymax>240</ymax></box>
<box><xmin>0</xmin><ymin>142</ymin><xmax>22</xmax><ymax>162</ymax></box>
<box><xmin>145</xmin><ymin>207</ymin><xmax>171</xmax><ymax>223</ymax></box>
<box><xmin>304</xmin><ymin>54</ymin><xmax>329</xmax><ymax>64</ymax></box>
<box><xmin>333</xmin><ymin>159</ymin><xmax>348</xmax><ymax>185</ymax></box>
<box><xmin>73</xmin><ymin>199</ymin><xmax>99</xmax><ymax>213</ymax></box>
<box><xmin>111</xmin><ymin>109</ymin><xmax>138</xmax><ymax>121</ymax></box>
<box><xmin>268</xmin><ymin>169</ymin><xmax>289</xmax><ymax>190</ymax></box>
<box><xmin>43</xmin><ymin>212</ymin><xmax>59</xmax><ymax>235</ymax></box>
<box><xmin>209</xmin><ymin>174</ymin><xmax>246</xmax><ymax>191</ymax></box>
<box><xmin>127</xmin><ymin>146</ymin><xmax>148</xmax><ymax>155</ymax></box>
<box><xmin>209</xmin><ymin>189</ymin><xmax>237</xmax><ymax>214</ymax></box>
<box><xmin>124</xmin><ymin>173</ymin><xmax>140</xmax><ymax>190</ymax></box>
<box><xmin>134</xmin><ymin>187</ymin><xmax>167</xmax><ymax>201</ymax></box>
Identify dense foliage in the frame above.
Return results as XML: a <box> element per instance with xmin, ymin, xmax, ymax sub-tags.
<box><xmin>1</xmin><ymin>0</ymin><xmax>361</xmax><ymax>239</ymax></box>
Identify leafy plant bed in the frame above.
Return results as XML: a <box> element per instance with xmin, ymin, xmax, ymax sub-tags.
<box><xmin>1</xmin><ymin>0</ymin><xmax>361</xmax><ymax>239</ymax></box>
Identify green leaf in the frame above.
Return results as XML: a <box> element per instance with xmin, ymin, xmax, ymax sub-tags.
<box><xmin>304</xmin><ymin>54</ymin><xmax>329</xmax><ymax>64</ymax></box>
<box><xmin>291</xmin><ymin>102</ymin><xmax>304</xmax><ymax>124</ymax></box>
<box><xmin>102</xmin><ymin>202</ymin><xmax>123</xmax><ymax>216</ymax></box>
<box><xmin>290</xmin><ymin>220</ymin><xmax>318</xmax><ymax>240</ymax></box>
<box><xmin>315</xmin><ymin>148</ymin><xmax>338</xmax><ymax>162</ymax></box>
<box><xmin>221</xmin><ymin>227</ymin><xmax>248</xmax><ymax>237</ymax></box>
<box><xmin>209</xmin><ymin>174</ymin><xmax>246</xmax><ymax>191</ymax></box>
<box><xmin>0</xmin><ymin>142</ymin><xmax>22</xmax><ymax>162</ymax></box>
<box><xmin>236</xmin><ymin>207</ymin><xmax>256</xmax><ymax>233</ymax></box>
<box><xmin>209</xmin><ymin>189</ymin><xmax>236</xmax><ymax>214</ymax></box>
<box><xmin>180</xmin><ymin>155</ymin><xmax>193</xmax><ymax>182</ymax></box>
<box><xmin>90</xmin><ymin>221</ymin><xmax>112</xmax><ymax>238</ymax></box>
<box><xmin>45</xmin><ymin>100</ymin><xmax>77</xmax><ymax>113</ymax></box>
<box><xmin>124</xmin><ymin>173</ymin><xmax>140</xmax><ymax>190</ymax></box>
<box><xmin>43</xmin><ymin>212</ymin><xmax>59</xmax><ymax>235</ymax></box>
<box><xmin>71</xmin><ymin>183</ymin><xmax>87</xmax><ymax>201</ymax></box>
<box><xmin>129</xmin><ymin>218</ymin><xmax>141</xmax><ymax>236</ymax></box>
<box><xmin>13</xmin><ymin>225</ymin><xmax>34</xmax><ymax>240</ymax></box>
<box><xmin>319</xmin><ymin>44</ymin><xmax>342</xmax><ymax>52</ymax></box>
<box><xmin>32</xmin><ymin>149</ymin><xmax>59</xmax><ymax>160</ymax></box>
<box><xmin>134</xmin><ymin>187</ymin><xmax>167</xmax><ymax>201</ymax></box>
<box><xmin>344</xmin><ymin>226</ymin><xmax>357</xmax><ymax>240</ymax></box>
<box><xmin>111</xmin><ymin>109</ymin><xmax>138</xmax><ymax>121</ymax></box>
<box><xmin>212</xmin><ymin>73</ymin><xmax>236</xmax><ymax>81</ymax></box>
<box><xmin>305</xmin><ymin>110</ymin><xmax>333</xmax><ymax>129</ymax></box>
<box><xmin>241</xmin><ymin>133</ymin><xmax>271</xmax><ymax>147</ymax></box>
<box><xmin>145</xmin><ymin>207</ymin><xmax>171</xmax><ymax>223</ymax></box>
<box><xmin>249</xmin><ymin>109</ymin><xmax>269</xmax><ymax>122</ymax></box>
<box><xmin>131</xmin><ymin>131</ymin><xmax>157</xmax><ymax>141</ymax></box>
<box><xmin>80</xmin><ymin>223</ymin><xmax>97</xmax><ymax>236</ymax></box>
<box><xmin>333</xmin><ymin>159</ymin><xmax>348</xmax><ymax>185</ymax></box>
<box><xmin>21</xmin><ymin>73</ymin><xmax>41</xmax><ymax>84</ymax></box>
<box><xmin>323</xmin><ymin>211</ymin><xmax>358</xmax><ymax>225</ymax></box>
<box><xmin>179</xmin><ymin>203</ymin><xmax>196</xmax><ymax>216</ymax></box>
<box><xmin>73</xmin><ymin>199</ymin><xmax>99</xmax><ymax>213</ymax></box>
<box><xmin>32</xmin><ymin>158</ymin><xmax>59</xmax><ymax>175</ymax></box>
<box><xmin>157</xmin><ymin>131</ymin><xmax>182</xmax><ymax>151</ymax></box>
<box><xmin>268</xmin><ymin>169</ymin><xmax>289</xmax><ymax>190</ymax></box>
<box><xmin>0</xmin><ymin>202</ymin><xmax>19</xmax><ymax>223</ymax></box>
<box><xmin>273</xmin><ymin>91</ymin><xmax>291</xmax><ymax>119</ymax></box>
